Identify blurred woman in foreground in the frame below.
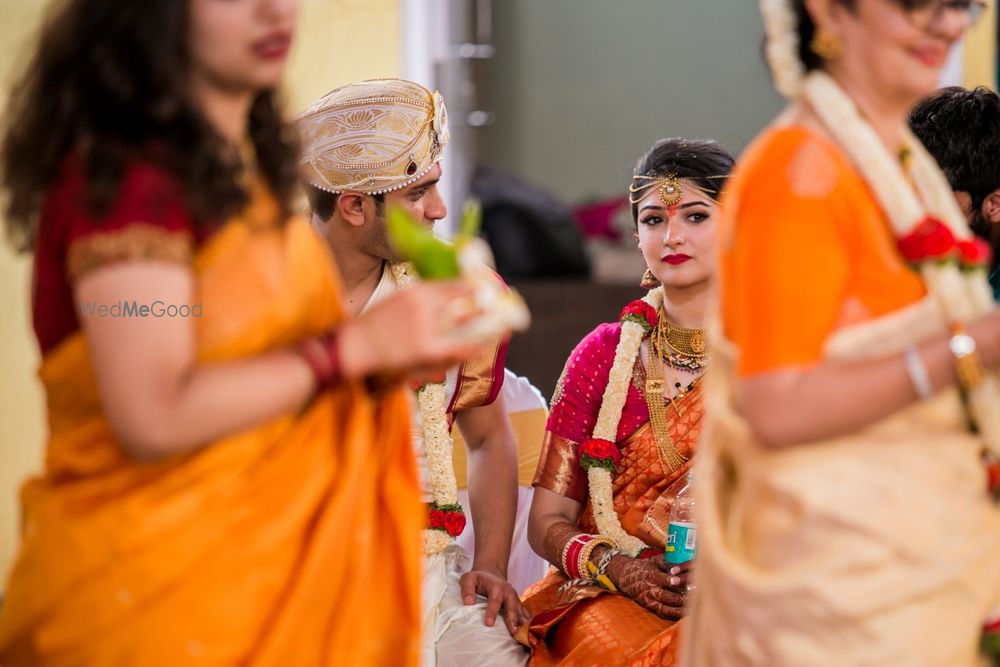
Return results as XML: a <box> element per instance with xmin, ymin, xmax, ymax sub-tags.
<box><xmin>685</xmin><ymin>1</ymin><xmax>1000</xmax><ymax>665</ymax></box>
<box><xmin>0</xmin><ymin>0</ymin><xmax>484</xmax><ymax>663</ymax></box>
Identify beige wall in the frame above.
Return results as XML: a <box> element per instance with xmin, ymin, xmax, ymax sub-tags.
<box><xmin>0</xmin><ymin>0</ymin><xmax>50</xmax><ymax>585</ymax></box>
<box><xmin>286</xmin><ymin>0</ymin><xmax>400</xmax><ymax>114</ymax></box>
<box><xmin>963</xmin><ymin>0</ymin><xmax>997</xmax><ymax>90</ymax></box>
<box><xmin>0</xmin><ymin>0</ymin><xmax>399</xmax><ymax>580</ymax></box>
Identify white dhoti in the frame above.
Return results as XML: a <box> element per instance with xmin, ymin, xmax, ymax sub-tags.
<box><xmin>420</xmin><ymin>544</ymin><xmax>529</xmax><ymax>667</ymax></box>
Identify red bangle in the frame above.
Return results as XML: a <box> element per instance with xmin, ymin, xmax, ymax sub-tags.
<box><xmin>297</xmin><ymin>330</ymin><xmax>343</xmax><ymax>390</ymax></box>
<box><xmin>563</xmin><ymin>535</ymin><xmax>592</xmax><ymax>579</ymax></box>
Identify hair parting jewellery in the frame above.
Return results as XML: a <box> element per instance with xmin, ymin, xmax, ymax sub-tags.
<box><xmin>630</xmin><ymin>173</ymin><xmax>683</xmax><ymax>206</ymax></box>
<box><xmin>628</xmin><ymin>173</ymin><xmax>728</xmax><ymax>206</ymax></box>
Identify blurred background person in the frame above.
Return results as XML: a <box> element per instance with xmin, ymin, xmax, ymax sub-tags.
<box><xmin>910</xmin><ymin>85</ymin><xmax>1000</xmax><ymax>300</ymax></box>
<box><xmin>298</xmin><ymin>79</ymin><xmax>529</xmax><ymax>667</ymax></box>
<box><xmin>518</xmin><ymin>138</ymin><xmax>733</xmax><ymax>666</ymax></box>
<box><xmin>0</xmin><ymin>0</ymin><xmax>486</xmax><ymax>663</ymax></box>
<box><xmin>685</xmin><ymin>1</ymin><xmax>1000</xmax><ymax>666</ymax></box>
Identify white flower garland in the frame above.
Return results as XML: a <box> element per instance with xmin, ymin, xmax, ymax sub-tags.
<box><xmin>389</xmin><ymin>262</ymin><xmax>460</xmax><ymax>555</ymax></box>
<box><xmin>759</xmin><ymin>3</ymin><xmax>1000</xmax><ymax>457</ymax></box>
<box><xmin>588</xmin><ymin>287</ymin><xmax>664</xmax><ymax>556</ymax></box>
<box><xmin>760</xmin><ymin>0</ymin><xmax>805</xmax><ymax>98</ymax></box>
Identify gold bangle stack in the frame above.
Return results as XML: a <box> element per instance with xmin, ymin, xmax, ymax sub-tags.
<box><xmin>578</xmin><ymin>536</ymin><xmax>616</xmax><ymax>582</ymax></box>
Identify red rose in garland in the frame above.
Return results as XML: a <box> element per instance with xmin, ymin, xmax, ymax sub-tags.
<box><xmin>958</xmin><ymin>238</ymin><xmax>993</xmax><ymax>269</ymax></box>
<box><xmin>443</xmin><ymin>511</ymin><xmax>466</xmax><ymax>537</ymax></box>
<box><xmin>428</xmin><ymin>502</ymin><xmax>466</xmax><ymax>537</ymax></box>
<box><xmin>579</xmin><ymin>437</ymin><xmax>622</xmax><ymax>472</ymax></box>
<box><xmin>897</xmin><ymin>216</ymin><xmax>957</xmax><ymax>264</ymax></box>
<box><xmin>428</xmin><ymin>509</ymin><xmax>446</xmax><ymax>530</ymax></box>
<box><xmin>620</xmin><ymin>300</ymin><xmax>658</xmax><ymax>337</ymax></box>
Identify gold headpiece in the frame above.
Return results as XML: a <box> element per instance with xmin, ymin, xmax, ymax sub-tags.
<box><xmin>628</xmin><ymin>173</ymin><xmax>729</xmax><ymax>206</ymax></box>
<box><xmin>296</xmin><ymin>78</ymin><xmax>450</xmax><ymax>195</ymax></box>
<box><xmin>629</xmin><ymin>173</ymin><xmax>682</xmax><ymax>206</ymax></box>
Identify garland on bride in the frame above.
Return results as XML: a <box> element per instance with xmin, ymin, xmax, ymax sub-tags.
<box><xmin>577</xmin><ymin>288</ymin><xmax>663</xmax><ymax>556</ymax></box>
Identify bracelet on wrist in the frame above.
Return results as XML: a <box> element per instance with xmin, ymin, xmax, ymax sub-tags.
<box><xmin>297</xmin><ymin>330</ymin><xmax>343</xmax><ymax>390</ymax></box>
<box><xmin>561</xmin><ymin>534</ymin><xmax>592</xmax><ymax>579</ymax></box>
<box><xmin>903</xmin><ymin>345</ymin><xmax>933</xmax><ymax>400</ymax></box>
<box><xmin>949</xmin><ymin>322</ymin><xmax>985</xmax><ymax>391</ymax></box>
<box><xmin>577</xmin><ymin>536</ymin><xmax>615</xmax><ymax>583</ymax></box>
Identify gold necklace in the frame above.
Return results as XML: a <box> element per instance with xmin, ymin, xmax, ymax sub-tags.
<box><xmin>650</xmin><ymin>310</ymin><xmax>710</xmax><ymax>372</ymax></box>
<box><xmin>643</xmin><ymin>343</ymin><xmax>688</xmax><ymax>474</ymax></box>
<box><xmin>665</xmin><ymin>319</ymin><xmax>707</xmax><ymax>356</ymax></box>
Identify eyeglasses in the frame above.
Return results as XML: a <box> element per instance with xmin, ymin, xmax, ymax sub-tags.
<box><xmin>903</xmin><ymin>0</ymin><xmax>990</xmax><ymax>29</ymax></box>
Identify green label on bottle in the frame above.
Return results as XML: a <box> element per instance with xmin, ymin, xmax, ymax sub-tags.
<box><xmin>664</xmin><ymin>521</ymin><xmax>697</xmax><ymax>564</ymax></box>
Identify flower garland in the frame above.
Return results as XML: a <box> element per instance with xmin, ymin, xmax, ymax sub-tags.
<box><xmin>798</xmin><ymin>73</ymin><xmax>1000</xmax><ymax>459</ymax></box>
<box><xmin>758</xmin><ymin>0</ymin><xmax>1000</xmax><ymax>460</ymax></box>
<box><xmin>389</xmin><ymin>262</ymin><xmax>466</xmax><ymax>555</ymax></box>
<box><xmin>577</xmin><ymin>287</ymin><xmax>664</xmax><ymax>557</ymax></box>
<box><xmin>760</xmin><ymin>0</ymin><xmax>805</xmax><ymax>98</ymax></box>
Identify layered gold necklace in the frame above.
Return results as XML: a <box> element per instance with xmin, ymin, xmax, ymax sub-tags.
<box><xmin>649</xmin><ymin>310</ymin><xmax>710</xmax><ymax>372</ymax></box>
<box><xmin>639</xmin><ymin>309</ymin><xmax>710</xmax><ymax>473</ymax></box>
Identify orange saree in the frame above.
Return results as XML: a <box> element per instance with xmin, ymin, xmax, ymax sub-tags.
<box><xmin>518</xmin><ymin>322</ymin><xmax>703</xmax><ymax>666</ymax></box>
<box><xmin>0</xmin><ymin>161</ymin><xmax>423</xmax><ymax>665</ymax></box>
<box><xmin>684</xmin><ymin>126</ymin><xmax>1000</xmax><ymax>667</ymax></box>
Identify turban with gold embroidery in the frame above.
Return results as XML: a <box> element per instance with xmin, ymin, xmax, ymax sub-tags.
<box><xmin>297</xmin><ymin>78</ymin><xmax>450</xmax><ymax>195</ymax></box>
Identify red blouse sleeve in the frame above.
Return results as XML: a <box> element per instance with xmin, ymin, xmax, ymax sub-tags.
<box><xmin>546</xmin><ymin>323</ymin><xmax>622</xmax><ymax>444</ymax></box>
<box><xmin>533</xmin><ymin>322</ymin><xmax>650</xmax><ymax>501</ymax></box>
<box><xmin>58</xmin><ymin>158</ymin><xmax>196</xmax><ymax>281</ymax></box>
<box><xmin>32</xmin><ymin>155</ymin><xmax>196</xmax><ymax>353</ymax></box>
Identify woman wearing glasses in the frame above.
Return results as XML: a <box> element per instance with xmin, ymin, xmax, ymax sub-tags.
<box><xmin>684</xmin><ymin>1</ymin><xmax>1000</xmax><ymax>665</ymax></box>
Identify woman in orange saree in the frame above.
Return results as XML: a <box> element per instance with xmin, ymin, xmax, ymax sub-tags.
<box><xmin>0</xmin><ymin>0</ymin><xmax>481</xmax><ymax>664</ymax></box>
<box><xmin>683</xmin><ymin>2</ymin><xmax>1000</xmax><ymax>665</ymax></box>
<box><xmin>516</xmin><ymin>138</ymin><xmax>734</xmax><ymax>666</ymax></box>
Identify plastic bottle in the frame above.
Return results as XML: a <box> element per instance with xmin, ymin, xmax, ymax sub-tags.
<box><xmin>664</xmin><ymin>471</ymin><xmax>696</xmax><ymax>565</ymax></box>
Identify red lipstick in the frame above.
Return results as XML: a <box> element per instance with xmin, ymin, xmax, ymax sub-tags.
<box><xmin>253</xmin><ymin>31</ymin><xmax>292</xmax><ymax>60</ymax></box>
<box><xmin>910</xmin><ymin>46</ymin><xmax>947</xmax><ymax>68</ymax></box>
<box><xmin>663</xmin><ymin>254</ymin><xmax>692</xmax><ymax>266</ymax></box>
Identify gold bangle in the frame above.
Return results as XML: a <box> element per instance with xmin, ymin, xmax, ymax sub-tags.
<box><xmin>949</xmin><ymin>322</ymin><xmax>985</xmax><ymax>391</ymax></box>
<box><xmin>577</xmin><ymin>537</ymin><xmax>615</xmax><ymax>582</ymax></box>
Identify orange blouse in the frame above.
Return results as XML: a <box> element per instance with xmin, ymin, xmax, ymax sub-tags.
<box><xmin>719</xmin><ymin>126</ymin><xmax>927</xmax><ymax>376</ymax></box>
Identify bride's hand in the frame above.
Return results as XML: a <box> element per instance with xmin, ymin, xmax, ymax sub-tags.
<box><xmin>606</xmin><ymin>555</ymin><xmax>687</xmax><ymax>620</ymax></box>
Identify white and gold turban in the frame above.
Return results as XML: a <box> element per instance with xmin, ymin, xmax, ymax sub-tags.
<box><xmin>297</xmin><ymin>78</ymin><xmax>450</xmax><ymax>195</ymax></box>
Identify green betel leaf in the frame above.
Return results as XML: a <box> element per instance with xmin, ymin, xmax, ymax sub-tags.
<box><xmin>386</xmin><ymin>205</ymin><xmax>461</xmax><ymax>279</ymax></box>
<box><xmin>458</xmin><ymin>199</ymin><xmax>482</xmax><ymax>241</ymax></box>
